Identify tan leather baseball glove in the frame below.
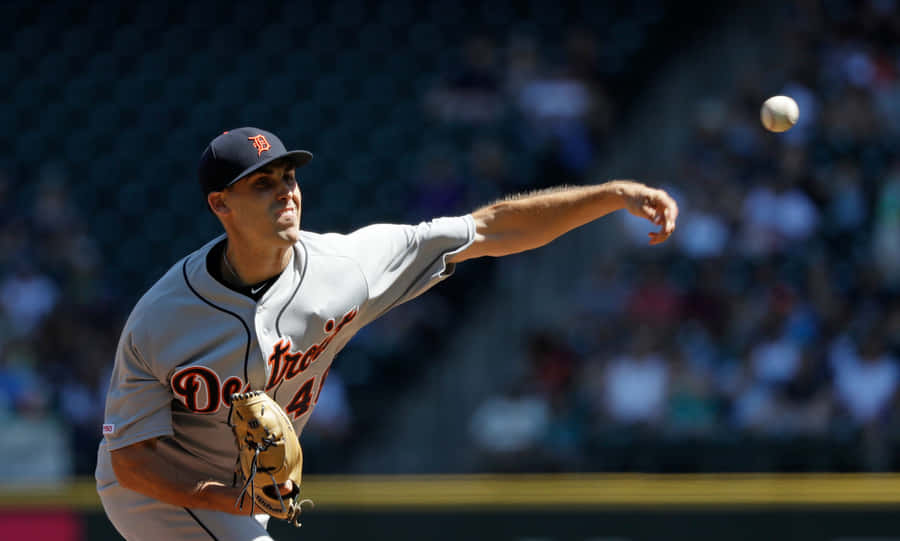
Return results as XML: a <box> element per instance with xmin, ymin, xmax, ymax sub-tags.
<box><xmin>229</xmin><ymin>390</ymin><xmax>313</xmax><ymax>527</ymax></box>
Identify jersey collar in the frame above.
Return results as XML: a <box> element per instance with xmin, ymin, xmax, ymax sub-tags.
<box><xmin>184</xmin><ymin>234</ymin><xmax>306</xmax><ymax>311</ymax></box>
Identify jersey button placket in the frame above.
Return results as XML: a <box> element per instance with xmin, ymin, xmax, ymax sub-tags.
<box><xmin>256</xmin><ymin>305</ymin><xmax>267</xmax><ymax>335</ymax></box>
<box><xmin>254</xmin><ymin>305</ymin><xmax>274</xmax><ymax>387</ymax></box>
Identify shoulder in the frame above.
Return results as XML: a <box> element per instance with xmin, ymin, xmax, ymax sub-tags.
<box><xmin>300</xmin><ymin>217</ymin><xmax>472</xmax><ymax>253</ymax></box>
<box><xmin>299</xmin><ymin>224</ymin><xmax>414</xmax><ymax>257</ymax></box>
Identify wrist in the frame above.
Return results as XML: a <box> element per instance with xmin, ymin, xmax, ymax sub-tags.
<box><xmin>603</xmin><ymin>180</ymin><xmax>642</xmax><ymax>208</ymax></box>
<box><xmin>193</xmin><ymin>481</ymin><xmax>243</xmax><ymax>514</ymax></box>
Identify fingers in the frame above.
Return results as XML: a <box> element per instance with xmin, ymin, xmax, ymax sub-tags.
<box><xmin>646</xmin><ymin>190</ymin><xmax>678</xmax><ymax>245</ymax></box>
<box><xmin>648</xmin><ymin>231</ymin><xmax>667</xmax><ymax>245</ymax></box>
<box><xmin>641</xmin><ymin>197</ymin><xmax>657</xmax><ymax>220</ymax></box>
<box><xmin>624</xmin><ymin>186</ymin><xmax>678</xmax><ymax>244</ymax></box>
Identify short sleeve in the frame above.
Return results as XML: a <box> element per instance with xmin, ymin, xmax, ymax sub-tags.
<box><xmin>102</xmin><ymin>331</ymin><xmax>174</xmax><ymax>450</ymax></box>
<box><xmin>350</xmin><ymin>215</ymin><xmax>475</xmax><ymax>325</ymax></box>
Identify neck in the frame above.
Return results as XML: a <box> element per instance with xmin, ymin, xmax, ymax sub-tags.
<box><xmin>222</xmin><ymin>238</ymin><xmax>293</xmax><ymax>286</ymax></box>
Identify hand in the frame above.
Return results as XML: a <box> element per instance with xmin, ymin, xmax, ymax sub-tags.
<box><xmin>621</xmin><ymin>184</ymin><xmax>679</xmax><ymax>245</ymax></box>
<box><xmin>278</xmin><ymin>480</ymin><xmax>295</xmax><ymax>497</ymax></box>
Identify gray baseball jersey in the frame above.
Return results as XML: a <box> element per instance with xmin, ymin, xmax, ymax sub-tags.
<box><xmin>95</xmin><ymin>215</ymin><xmax>475</xmax><ymax>540</ymax></box>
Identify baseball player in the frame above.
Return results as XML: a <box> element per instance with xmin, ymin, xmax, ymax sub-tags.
<box><xmin>94</xmin><ymin>127</ymin><xmax>678</xmax><ymax>540</ymax></box>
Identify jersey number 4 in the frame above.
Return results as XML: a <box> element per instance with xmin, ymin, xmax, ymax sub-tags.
<box><xmin>285</xmin><ymin>367</ymin><xmax>330</xmax><ymax>419</ymax></box>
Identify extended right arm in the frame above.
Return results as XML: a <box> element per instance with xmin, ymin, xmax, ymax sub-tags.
<box><xmin>110</xmin><ymin>438</ymin><xmax>243</xmax><ymax>514</ymax></box>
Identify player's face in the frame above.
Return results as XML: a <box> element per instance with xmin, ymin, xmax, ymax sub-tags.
<box><xmin>221</xmin><ymin>163</ymin><xmax>302</xmax><ymax>246</ymax></box>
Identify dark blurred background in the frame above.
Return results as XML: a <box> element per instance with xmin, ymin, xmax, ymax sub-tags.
<box><xmin>0</xmin><ymin>0</ymin><xmax>899</xmax><ymax>487</ymax></box>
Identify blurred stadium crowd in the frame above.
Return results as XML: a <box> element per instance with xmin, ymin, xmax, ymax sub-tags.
<box><xmin>467</xmin><ymin>0</ymin><xmax>900</xmax><ymax>473</ymax></box>
<box><xmin>1</xmin><ymin>0</ymin><xmax>899</xmax><ymax>482</ymax></box>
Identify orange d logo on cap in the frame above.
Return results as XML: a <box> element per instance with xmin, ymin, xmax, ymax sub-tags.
<box><xmin>248</xmin><ymin>134</ymin><xmax>271</xmax><ymax>157</ymax></box>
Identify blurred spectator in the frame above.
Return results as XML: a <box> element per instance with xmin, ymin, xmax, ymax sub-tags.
<box><xmin>512</xmin><ymin>28</ymin><xmax>615</xmax><ymax>184</ymax></box>
<box><xmin>518</xmin><ymin>69</ymin><xmax>596</xmax><ymax>182</ymax></box>
<box><xmin>0</xmin><ymin>415</ymin><xmax>71</xmax><ymax>484</ymax></box>
<box><xmin>623</xmin><ymin>262</ymin><xmax>682</xmax><ymax>327</ymax></box>
<box><xmin>831</xmin><ymin>328</ymin><xmax>899</xmax><ymax>428</ymax></box>
<box><xmin>773</xmin><ymin>349</ymin><xmax>833</xmax><ymax>436</ymax></box>
<box><xmin>599</xmin><ymin>328</ymin><xmax>669</xmax><ymax>428</ymax></box>
<box><xmin>469</xmin><ymin>380</ymin><xmax>550</xmax><ymax>472</ymax></box>
<box><xmin>749</xmin><ymin>315</ymin><xmax>804</xmax><ymax>387</ymax></box>
<box><xmin>664</xmin><ymin>346</ymin><xmax>718</xmax><ymax>438</ymax></box>
<box><xmin>542</xmin><ymin>393</ymin><xmax>588</xmax><ymax>470</ymax></box>
<box><xmin>674</xmin><ymin>196</ymin><xmax>731</xmax><ymax>259</ymax></box>
<box><xmin>739</xmin><ymin>176</ymin><xmax>820</xmax><ymax>256</ymax></box>
<box><xmin>503</xmin><ymin>34</ymin><xmax>541</xmax><ymax>97</ymax></box>
<box><xmin>527</xmin><ymin>331</ymin><xmax>577</xmax><ymax>398</ymax></box>
<box><xmin>0</xmin><ymin>341</ymin><xmax>47</xmax><ymax>415</ymax></box>
<box><xmin>873</xmin><ymin>162</ymin><xmax>900</xmax><ymax>287</ymax></box>
<box><xmin>0</xmin><ymin>340</ymin><xmax>70</xmax><ymax>483</ymax></box>
<box><xmin>0</xmin><ymin>262</ymin><xmax>59</xmax><ymax>336</ymax></box>
<box><xmin>823</xmin><ymin>160</ymin><xmax>867</xmax><ymax>236</ymax></box>
<box><xmin>425</xmin><ymin>36</ymin><xmax>504</xmax><ymax>124</ymax></box>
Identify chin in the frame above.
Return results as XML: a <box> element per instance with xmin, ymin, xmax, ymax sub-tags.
<box><xmin>276</xmin><ymin>226</ymin><xmax>302</xmax><ymax>244</ymax></box>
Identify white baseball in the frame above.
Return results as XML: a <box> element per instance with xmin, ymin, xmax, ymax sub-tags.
<box><xmin>760</xmin><ymin>95</ymin><xmax>799</xmax><ymax>133</ymax></box>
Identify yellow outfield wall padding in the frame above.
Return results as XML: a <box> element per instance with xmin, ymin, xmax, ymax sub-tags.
<box><xmin>3</xmin><ymin>474</ymin><xmax>900</xmax><ymax>510</ymax></box>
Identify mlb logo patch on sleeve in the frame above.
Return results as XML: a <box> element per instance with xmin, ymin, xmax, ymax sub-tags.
<box><xmin>102</xmin><ymin>424</ymin><xmax>115</xmax><ymax>435</ymax></box>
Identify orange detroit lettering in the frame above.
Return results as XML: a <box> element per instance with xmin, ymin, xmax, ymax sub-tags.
<box><xmin>248</xmin><ymin>134</ymin><xmax>271</xmax><ymax>156</ymax></box>
<box><xmin>265</xmin><ymin>306</ymin><xmax>358</xmax><ymax>390</ymax></box>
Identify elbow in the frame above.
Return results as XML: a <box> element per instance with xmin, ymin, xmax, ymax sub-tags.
<box><xmin>460</xmin><ymin>235</ymin><xmax>551</xmax><ymax>261</ymax></box>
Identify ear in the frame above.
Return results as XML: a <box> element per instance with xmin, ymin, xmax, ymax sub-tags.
<box><xmin>207</xmin><ymin>192</ymin><xmax>229</xmax><ymax>216</ymax></box>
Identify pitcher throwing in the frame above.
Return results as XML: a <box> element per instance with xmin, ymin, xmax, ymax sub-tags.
<box><xmin>95</xmin><ymin>127</ymin><xmax>678</xmax><ymax>540</ymax></box>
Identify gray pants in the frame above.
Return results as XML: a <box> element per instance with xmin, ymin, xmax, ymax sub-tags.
<box><xmin>98</xmin><ymin>480</ymin><xmax>273</xmax><ymax>541</ymax></box>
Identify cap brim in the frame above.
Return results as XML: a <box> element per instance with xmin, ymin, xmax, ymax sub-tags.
<box><xmin>225</xmin><ymin>150</ymin><xmax>314</xmax><ymax>188</ymax></box>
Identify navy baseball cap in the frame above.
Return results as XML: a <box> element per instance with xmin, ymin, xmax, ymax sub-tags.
<box><xmin>198</xmin><ymin>127</ymin><xmax>313</xmax><ymax>194</ymax></box>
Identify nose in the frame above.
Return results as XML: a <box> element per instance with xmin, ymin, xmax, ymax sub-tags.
<box><xmin>276</xmin><ymin>177</ymin><xmax>296</xmax><ymax>200</ymax></box>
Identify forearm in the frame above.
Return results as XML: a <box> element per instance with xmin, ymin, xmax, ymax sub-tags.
<box><xmin>111</xmin><ymin>439</ymin><xmax>243</xmax><ymax>514</ymax></box>
<box><xmin>458</xmin><ymin>181</ymin><xmax>641</xmax><ymax>260</ymax></box>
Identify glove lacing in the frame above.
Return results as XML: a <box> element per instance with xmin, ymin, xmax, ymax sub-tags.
<box><xmin>235</xmin><ymin>435</ymin><xmax>289</xmax><ymax>515</ymax></box>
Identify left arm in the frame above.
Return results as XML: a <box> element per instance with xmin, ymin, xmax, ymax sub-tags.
<box><xmin>448</xmin><ymin>180</ymin><xmax>679</xmax><ymax>263</ymax></box>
